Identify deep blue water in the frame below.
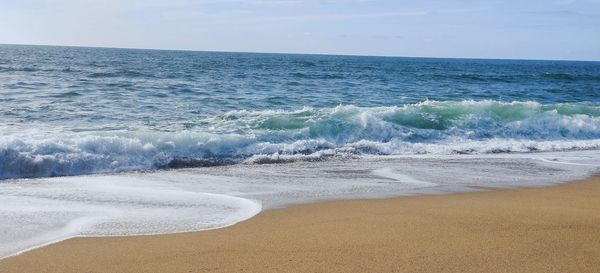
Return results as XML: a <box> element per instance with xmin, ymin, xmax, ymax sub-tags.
<box><xmin>1</xmin><ymin>44</ymin><xmax>600</xmax><ymax>178</ymax></box>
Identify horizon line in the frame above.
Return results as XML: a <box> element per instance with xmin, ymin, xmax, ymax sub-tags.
<box><xmin>1</xmin><ymin>42</ymin><xmax>599</xmax><ymax>63</ymax></box>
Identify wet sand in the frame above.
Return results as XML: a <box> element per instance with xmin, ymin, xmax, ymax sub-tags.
<box><xmin>2</xmin><ymin>177</ymin><xmax>600</xmax><ymax>273</ymax></box>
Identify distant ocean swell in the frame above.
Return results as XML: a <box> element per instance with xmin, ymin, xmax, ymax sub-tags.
<box><xmin>2</xmin><ymin>100</ymin><xmax>600</xmax><ymax>179</ymax></box>
<box><xmin>3</xmin><ymin>64</ymin><xmax>600</xmax><ymax>82</ymax></box>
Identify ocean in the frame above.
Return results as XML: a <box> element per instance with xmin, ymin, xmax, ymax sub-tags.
<box><xmin>1</xmin><ymin>44</ymin><xmax>600</xmax><ymax>258</ymax></box>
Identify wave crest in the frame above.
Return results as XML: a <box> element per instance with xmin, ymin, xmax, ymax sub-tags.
<box><xmin>2</xmin><ymin>100</ymin><xmax>600</xmax><ymax>179</ymax></box>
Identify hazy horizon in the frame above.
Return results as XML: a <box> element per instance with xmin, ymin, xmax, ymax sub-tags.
<box><xmin>1</xmin><ymin>0</ymin><xmax>600</xmax><ymax>61</ymax></box>
<box><xmin>4</xmin><ymin>42</ymin><xmax>600</xmax><ymax>63</ymax></box>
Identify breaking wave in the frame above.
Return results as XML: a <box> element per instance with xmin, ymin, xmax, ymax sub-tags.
<box><xmin>2</xmin><ymin>100</ymin><xmax>600</xmax><ymax>179</ymax></box>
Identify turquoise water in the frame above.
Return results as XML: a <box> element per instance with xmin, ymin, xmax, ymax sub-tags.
<box><xmin>1</xmin><ymin>44</ymin><xmax>600</xmax><ymax>179</ymax></box>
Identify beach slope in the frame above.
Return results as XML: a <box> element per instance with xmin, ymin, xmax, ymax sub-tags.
<box><xmin>2</xmin><ymin>177</ymin><xmax>600</xmax><ymax>273</ymax></box>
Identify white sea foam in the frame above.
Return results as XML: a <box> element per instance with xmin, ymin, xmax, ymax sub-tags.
<box><xmin>0</xmin><ymin>176</ymin><xmax>261</xmax><ymax>259</ymax></box>
<box><xmin>1</xmin><ymin>150</ymin><xmax>599</xmax><ymax>259</ymax></box>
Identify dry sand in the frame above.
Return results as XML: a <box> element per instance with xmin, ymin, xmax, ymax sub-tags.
<box><xmin>2</xmin><ymin>177</ymin><xmax>600</xmax><ymax>273</ymax></box>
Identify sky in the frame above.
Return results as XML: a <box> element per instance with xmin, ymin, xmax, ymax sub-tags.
<box><xmin>1</xmin><ymin>0</ymin><xmax>599</xmax><ymax>60</ymax></box>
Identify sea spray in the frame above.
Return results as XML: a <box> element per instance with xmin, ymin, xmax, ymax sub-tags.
<box><xmin>2</xmin><ymin>101</ymin><xmax>600</xmax><ymax>179</ymax></box>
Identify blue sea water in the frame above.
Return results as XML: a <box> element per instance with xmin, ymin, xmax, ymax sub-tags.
<box><xmin>3</xmin><ymin>44</ymin><xmax>600</xmax><ymax>259</ymax></box>
<box><xmin>1</xmin><ymin>44</ymin><xmax>600</xmax><ymax>179</ymax></box>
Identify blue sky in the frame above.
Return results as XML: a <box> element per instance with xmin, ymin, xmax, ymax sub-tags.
<box><xmin>1</xmin><ymin>0</ymin><xmax>599</xmax><ymax>60</ymax></box>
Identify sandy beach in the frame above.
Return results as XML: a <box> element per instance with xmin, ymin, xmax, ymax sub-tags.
<box><xmin>2</xmin><ymin>176</ymin><xmax>600</xmax><ymax>273</ymax></box>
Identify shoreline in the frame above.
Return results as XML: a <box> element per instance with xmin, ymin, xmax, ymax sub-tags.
<box><xmin>2</xmin><ymin>175</ymin><xmax>600</xmax><ymax>272</ymax></box>
<box><xmin>0</xmin><ymin>163</ymin><xmax>591</xmax><ymax>261</ymax></box>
